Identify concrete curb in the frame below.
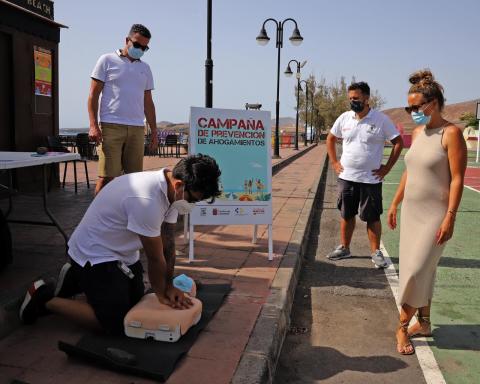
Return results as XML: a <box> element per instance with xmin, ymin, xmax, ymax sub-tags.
<box><xmin>231</xmin><ymin>150</ymin><xmax>329</xmax><ymax>384</ymax></box>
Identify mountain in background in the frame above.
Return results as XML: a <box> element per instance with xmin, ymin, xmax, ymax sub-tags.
<box><xmin>383</xmin><ymin>99</ymin><xmax>479</xmax><ymax>133</ymax></box>
<box><xmin>61</xmin><ymin>99</ymin><xmax>478</xmax><ymax>134</ymax></box>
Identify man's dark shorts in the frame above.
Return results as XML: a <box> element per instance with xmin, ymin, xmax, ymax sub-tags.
<box><xmin>71</xmin><ymin>259</ymin><xmax>145</xmax><ymax>335</ymax></box>
<box><xmin>337</xmin><ymin>178</ymin><xmax>383</xmax><ymax>222</ymax></box>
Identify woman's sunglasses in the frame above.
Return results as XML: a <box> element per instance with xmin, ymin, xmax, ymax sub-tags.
<box><xmin>128</xmin><ymin>38</ymin><xmax>149</xmax><ymax>52</ymax></box>
<box><xmin>404</xmin><ymin>100</ymin><xmax>432</xmax><ymax>114</ymax></box>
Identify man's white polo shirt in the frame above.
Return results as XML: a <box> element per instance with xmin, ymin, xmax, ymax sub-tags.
<box><xmin>91</xmin><ymin>50</ymin><xmax>154</xmax><ymax>127</ymax></box>
<box><xmin>68</xmin><ymin>169</ymin><xmax>178</xmax><ymax>267</ymax></box>
<box><xmin>330</xmin><ymin>109</ymin><xmax>399</xmax><ymax>184</ymax></box>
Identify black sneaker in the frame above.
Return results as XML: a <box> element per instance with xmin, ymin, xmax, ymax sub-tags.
<box><xmin>19</xmin><ymin>279</ymin><xmax>54</xmax><ymax>324</ymax></box>
<box><xmin>54</xmin><ymin>262</ymin><xmax>81</xmax><ymax>298</ymax></box>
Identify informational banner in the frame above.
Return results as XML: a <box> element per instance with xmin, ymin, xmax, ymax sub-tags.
<box><xmin>189</xmin><ymin>107</ymin><xmax>272</xmax><ymax>225</ymax></box>
<box><xmin>34</xmin><ymin>46</ymin><xmax>52</xmax><ymax>97</ymax></box>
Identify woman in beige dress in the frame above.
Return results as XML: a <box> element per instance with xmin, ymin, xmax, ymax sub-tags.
<box><xmin>387</xmin><ymin>70</ymin><xmax>467</xmax><ymax>355</ymax></box>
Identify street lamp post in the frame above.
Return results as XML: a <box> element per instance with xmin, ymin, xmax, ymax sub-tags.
<box><xmin>285</xmin><ymin>60</ymin><xmax>307</xmax><ymax>150</ymax></box>
<box><xmin>310</xmin><ymin>101</ymin><xmax>315</xmax><ymax>143</ymax></box>
<box><xmin>310</xmin><ymin>80</ymin><xmax>315</xmax><ymax>144</ymax></box>
<box><xmin>299</xmin><ymin>80</ymin><xmax>309</xmax><ymax>147</ymax></box>
<box><xmin>256</xmin><ymin>18</ymin><xmax>303</xmax><ymax>158</ymax></box>
<box><xmin>205</xmin><ymin>0</ymin><xmax>213</xmax><ymax>108</ymax></box>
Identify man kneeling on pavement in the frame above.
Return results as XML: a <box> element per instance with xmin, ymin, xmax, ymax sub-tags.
<box><xmin>20</xmin><ymin>154</ymin><xmax>221</xmax><ymax>335</ymax></box>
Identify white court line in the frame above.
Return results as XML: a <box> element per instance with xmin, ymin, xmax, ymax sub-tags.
<box><xmin>380</xmin><ymin>241</ymin><xmax>447</xmax><ymax>384</ymax></box>
<box><xmin>465</xmin><ymin>185</ymin><xmax>480</xmax><ymax>193</ymax></box>
<box><xmin>387</xmin><ymin>183</ymin><xmax>480</xmax><ymax>192</ymax></box>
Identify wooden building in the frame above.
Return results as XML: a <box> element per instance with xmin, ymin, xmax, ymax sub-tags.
<box><xmin>0</xmin><ymin>0</ymin><xmax>66</xmax><ymax>187</ymax></box>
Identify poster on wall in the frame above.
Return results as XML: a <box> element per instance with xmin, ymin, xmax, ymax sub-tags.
<box><xmin>189</xmin><ymin>107</ymin><xmax>272</xmax><ymax>226</ymax></box>
<box><xmin>34</xmin><ymin>46</ymin><xmax>52</xmax><ymax>97</ymax></box>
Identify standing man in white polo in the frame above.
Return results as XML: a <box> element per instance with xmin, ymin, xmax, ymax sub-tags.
<box><xmin>326</xmin><ymin>82</ymin><xmax>404</xmax><ymax>268</ymax></box>
<box><xmin>88</xmin><ymin>24</ymin><xmax>158</xmax><ymax>195</ymax></box>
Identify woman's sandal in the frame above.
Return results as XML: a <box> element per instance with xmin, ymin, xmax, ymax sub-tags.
<box><xmin>397</xmin><ymin>321</ymin><xmax>415</xmax><ymax>355</ymax></box>
<box><xmin>408</xmin><ymin>316</ymin><xmax>432</xmax><ymax>338</ymax></box>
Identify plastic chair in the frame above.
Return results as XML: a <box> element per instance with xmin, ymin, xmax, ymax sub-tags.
<box><xmin>46</xmin><ymin>135</ymin><xmax>90</xmax><ymax>193</ymax></box>
<box><xmin>164</xmin><ymin>134</ymin><xmax>179</xmax><ymax>158</ymax></box>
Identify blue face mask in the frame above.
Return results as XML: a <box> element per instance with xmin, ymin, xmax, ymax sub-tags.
<box><xmin>127</xmin><ymin>46</ymin><xmax>144</xmax><ymax>60</ymax></box>
<box><xmin>411</xmin><ymin>111</ymin><xmax>431</xmax><ymax>125</ymax></box>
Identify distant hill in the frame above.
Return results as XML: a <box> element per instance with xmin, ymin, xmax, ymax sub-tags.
<box><xmin>63</xmin><ymin>100</ymin><xmax>478</xmax><ymax>136</ymax></box>
<box><xmin>383</xmin><ymin>99</ymin><xmax>479</xmax><ymax>133</ymax></box>
<box><xmin>157</xmin><ymin>121</ymin><xmax>174</xmax><ymax>127</ymax></box>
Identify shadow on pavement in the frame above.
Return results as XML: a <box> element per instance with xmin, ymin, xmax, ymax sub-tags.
<box><xmin>389</xmin><ymin>256</ymin><xmax>480</xmax><ymax>269</ymax></box>
<box><xmin>429</xmin><ymin>324</ymin><xmax>480</xmax><ymax>351</ymax></box>
<box><xmin>303</xmin><ymin>259</ymin><xmax>389</xmax><ymax>291</ymax></box>
<box><xmin>277</xmin><ymin>346</ymin><xmax>408</xmax><ymax>382</ymax></box>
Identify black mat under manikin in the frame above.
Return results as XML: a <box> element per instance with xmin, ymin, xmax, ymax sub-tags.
<box><xmin>58</xmin><ymin>283</ymin><xmax>231</xmax><ymax>382</ymax></box>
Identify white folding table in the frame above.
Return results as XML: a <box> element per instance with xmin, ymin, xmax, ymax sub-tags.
<box><xmin>0</xmin><ymin>151</ymin><xmax>80</xmax><ymax>248</ymax></box>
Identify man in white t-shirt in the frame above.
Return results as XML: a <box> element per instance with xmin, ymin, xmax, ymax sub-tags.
<box><xmin>326</xmin><ymin>82</ymin><xmax>403</xmax><ymax>268</ymax></box>
<box><xmin>88</xmin><ymin>24</ymin><xmax>158</xmax><ymax>195</ymax></box>
<box><xmin>19</xmin><ymin>155</ymin><xmax>221</xmax><ymax>335</ymax></box>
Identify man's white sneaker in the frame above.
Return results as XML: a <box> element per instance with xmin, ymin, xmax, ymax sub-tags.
<box><xmin>371</xmin><ymin>249</ymin><xmax>388</xmax><ymax>269</ymax></box>
<box><xmin>326</xmin><ymin>245</ymin><xmax>352</xmax><ymax>261</ymax></box>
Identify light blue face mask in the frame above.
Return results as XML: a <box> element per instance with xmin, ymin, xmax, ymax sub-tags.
<box><xmin>411</xmin><ymin>111</ymin><xmax>431</xmax><ymax>125</ymax></box>
<box><xmin>127</xmin><ymin>46</ymin><xmax>144</xmax><ymax>60</ymax></box>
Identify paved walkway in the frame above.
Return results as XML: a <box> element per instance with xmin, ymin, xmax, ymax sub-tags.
<box><xmin>0</xmin><ymin>145</ymin><xmax>325</xmax><ymax>384</ymax></box>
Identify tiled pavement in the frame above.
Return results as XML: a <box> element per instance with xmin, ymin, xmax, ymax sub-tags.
<box><xmin>0</xmin><ymin>144</ymin><xmax>326</xmax><ymax>384</ymax></box>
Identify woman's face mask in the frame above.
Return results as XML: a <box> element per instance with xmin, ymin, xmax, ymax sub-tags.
<box><xmin>411</xmin><ymin>111</ymin><xmax>431</xmax><ymax>125</ymax></box>
<box><xmin>407</xmin><ymin>98</ymin><xmax>434</xmax><ymax>126</ymax></box>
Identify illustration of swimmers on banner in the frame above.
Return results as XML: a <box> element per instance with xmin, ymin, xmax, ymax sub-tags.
<box><xmin>221</xmin><ymin>176</ymin><xmax>270</xmax><ymax>202</ymax></box>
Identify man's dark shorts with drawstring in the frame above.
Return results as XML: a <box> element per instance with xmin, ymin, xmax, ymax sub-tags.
<box><xmin>337</xmin><ymin>178</ymin><xmax>383</xmax><ymax>222</ymax></box>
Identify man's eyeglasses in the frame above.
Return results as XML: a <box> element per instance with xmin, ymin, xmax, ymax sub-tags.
<box><xmin>128</xmin><ymin>38</ymin><xmax>149</xmax><ymax>52</ymax></box>
<box><xmin>404</xmin><ymin>100</ymin><xmax>431</xmax><ymax>114</ymax></box>
<box><xmin>185</xmin><ymin>188</ymin><xmax>203</xmax><ymax>203</ymax></box>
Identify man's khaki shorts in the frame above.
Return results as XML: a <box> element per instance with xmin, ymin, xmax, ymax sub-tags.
<box><xmin>97</xmin><ymin>122</ymin><xmax>145</xmax><ymax>178</ymax></box>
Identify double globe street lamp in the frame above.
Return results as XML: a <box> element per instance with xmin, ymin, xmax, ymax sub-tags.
<box><xmin>256</xmin><ymin>18</ymin><xmax>303</xmax><ymax>158</ymax></box>
<box><xmin>285</xmin><ymin>59</ymin><xmax>307</xmax><ymax>150</ymax></box>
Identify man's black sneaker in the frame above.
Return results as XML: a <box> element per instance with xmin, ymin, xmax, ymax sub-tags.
<box><xmin>54</xmin><ymin>262</ymin><xmax>81</xmax><ymax>298</ymax></box>
<box><xmin>19</xmin><ymin>279</ymin><xmax>54</xmax><ymax>324</ymax></box>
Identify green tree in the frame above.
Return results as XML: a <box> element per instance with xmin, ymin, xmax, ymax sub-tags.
<box><xmin>295</xmin><ymin>74</ymin><xmax>386</xmax><ymax>134</ymax></box>
<box><xmin>460</xmin><ymin>112</ymin><xmax>478</xmax><ymax>129</ymax></box>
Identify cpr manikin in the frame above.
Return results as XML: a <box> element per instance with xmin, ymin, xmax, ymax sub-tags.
<box><xmin>124</xmin><ymin>275</ymin><xmax>201</xmax><ymax>342</ymax></box>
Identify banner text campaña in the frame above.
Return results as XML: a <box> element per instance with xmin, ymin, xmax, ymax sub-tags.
<box><xmin>197</xmin><ymin>117</ymin><xmax>266</xmax><ymax>146</ymax></box>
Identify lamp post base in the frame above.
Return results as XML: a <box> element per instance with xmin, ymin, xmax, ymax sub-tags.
<box><xmin>272</xmin><ymin>154</ymin><xmax>281</xmax><ymax>160</ymax></box>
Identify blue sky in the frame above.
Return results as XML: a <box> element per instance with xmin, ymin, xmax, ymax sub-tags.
<box><xmin>55</xmin><ymin>0</ymin><xmax>479</xmax><ymax>128</ymax></box>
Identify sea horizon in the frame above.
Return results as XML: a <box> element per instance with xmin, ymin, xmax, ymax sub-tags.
<box><xmin>59</xmin><ymin>127</ymin><xmax>89</xmax><ymax>135</ymax></box>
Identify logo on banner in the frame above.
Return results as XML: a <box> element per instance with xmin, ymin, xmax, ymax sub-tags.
<box><xmin>253</xmin><ymin>208</ymin><xmax>265</xmax><ymax>215</ymax></box>
<box><xmin>234</xmin><ymin>207</ymin><xmax>247</xmax><ymax>216</ymax></box>
<box><xmin>200</xmin><ymin>208</ymin><xmax>207</xmax><ymax>217</ymax></box>
<box><xmin>213</xmin><ymin>208</ymin><xmax>230</xmax><ymax>216</ymax></box>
